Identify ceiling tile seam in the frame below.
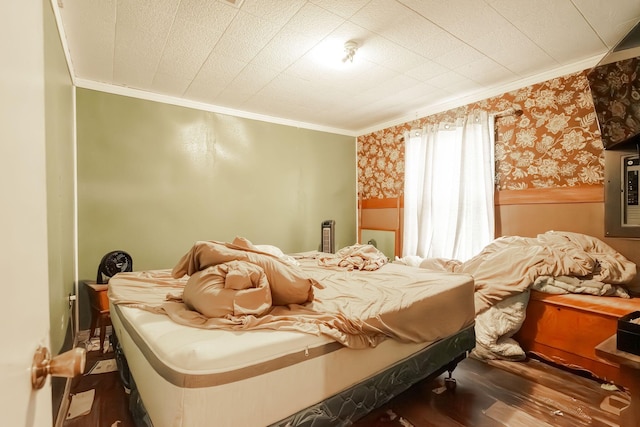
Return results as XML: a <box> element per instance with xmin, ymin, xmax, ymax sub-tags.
<box><xmin>220</xmin><ymin>4</ymin><xmax>314</xmax><ymax>108</ymax></box>
<box><xmin>568</xmin><ymin>0</ymin><xmax>609</xmax><ymax>49</ymax></box>
<box><xmin>235</xmin><ymin>1</ymin><xmax>436</xmax><ymax>105</ymax></box>
<box><xmin>72</xmin><ymin>50</ymin><xmax>601</xmax><ymax>138</ymax></box>
<box><xmin>483</xmin><ymin>1</ymin><xmax>569</xmax><ymax>66</ymax></box>
<box><xmin>353</xmin><ymin>2</ymin><xmax>514</xmax><ymax>83</ymax></box>
<box><xmin>180</xmin><ymin>5</ymin><xmax>308</xmax><ymax>102</ymax></box>
<box><xmin>342</xmin><ymin>27</ymin><xmax>460</xmax><ymax>80</ymax></box>
<box><xmin>201</xmin><ymin>1</ymin><xmax>341</xmax><ymax>101</ymax></box>
<box><xmin>458</xmin><ymin>62</ymin><xmax>522</xmax><ymax>86</ymax></box>
<box><xmin>149</xmin><ymin>0</ymin><xmax>189</xmax><ymax>89</ymax></box>
<box><xmin>225</xmin><ymin>6</ymin><xmax>352</xmax><ymax>109</ymax></box>
<box><xmin>180</xmin><ymin>4</ymin><xmax>245</xmax><ymax>97</ymax></box>
<box><xmin>395</xmin><ymin>0</ymin><xmax>514</xmax><ymax>71</ymax></box>
<box><xmin>311</xmin><ymin>0</ymin><xmax>373</xmax><ymax>20</ymax></box>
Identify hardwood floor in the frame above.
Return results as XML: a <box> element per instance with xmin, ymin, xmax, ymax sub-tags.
<box><xmin>63</xmin><ymin>342</ymin><xmax>628</xmax><ymax>427</ymax></box>
<box><xmin>354</xmin><ymin>356</ymin><xmax>626</xmax><ymax>427</ymax></box>
<box><xmin>62</xmin><ymin>344</ymin><xmax>135</xmax><ymax>427</ymax></box>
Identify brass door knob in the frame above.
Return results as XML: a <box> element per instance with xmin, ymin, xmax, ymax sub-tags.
<box><xmin>31</xmin><ymin>346</ymin><xmax>86</xmax><ymax>390</ymax></box>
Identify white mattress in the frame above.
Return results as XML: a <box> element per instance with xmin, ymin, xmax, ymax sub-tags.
<box><xmin>110</xmin><ymin>263</ymin><xmax>475</xmax><ymax>427</ymax></box>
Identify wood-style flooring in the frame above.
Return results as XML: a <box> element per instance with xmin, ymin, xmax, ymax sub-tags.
<box><xmin>63</xmin><ymin>345</ymin><xmax>628</xmax><ymax>427</ymax></box>
<box><xmin>62</xmin><ymin>345</ymin><xmax>135</xmax><ymax>427</ymax></box>
<box><xmin>353</xmin><ymin>356</ymin><xmax>627</xmax><ymax>427</ymax></box>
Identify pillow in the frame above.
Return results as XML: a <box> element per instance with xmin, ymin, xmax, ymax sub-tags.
<box><xmin>254</xmin><ymin>244</ymin><xmax>300</xmax><ymax>266</ymax></box>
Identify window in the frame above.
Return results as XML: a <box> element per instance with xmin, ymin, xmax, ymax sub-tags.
<box><xmin>403</xmin><ymin>112</ymin><xmax>495</xmax><ymax>261</ymax></box>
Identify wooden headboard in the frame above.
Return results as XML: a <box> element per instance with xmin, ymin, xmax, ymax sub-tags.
<box><xmin>358</xmin><ymin>196</ymin><xmax>402</xmax><ymax>258</ymax></box>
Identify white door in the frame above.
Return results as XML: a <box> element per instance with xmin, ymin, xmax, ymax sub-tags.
<box><xmin>0</xmin><ymin>1</ymin><xmax>53</xmax><ymax>426</ymax></box>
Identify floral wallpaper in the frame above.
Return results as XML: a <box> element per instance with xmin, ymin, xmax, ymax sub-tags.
<box><xmin>357</xmin><ymin>70</ymin><xmax>604</xmax><ymax>199</ymax></box>
<box><xmin>588</xmin><ymin>57</ymin><xmax>640</xmax><ymax>149</ymax></box>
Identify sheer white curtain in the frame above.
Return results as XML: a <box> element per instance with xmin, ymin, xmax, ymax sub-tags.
<box><xmin>403</xmin><ymin>111</ymin><xmax>495</xmax><ymax>261</ymax></box>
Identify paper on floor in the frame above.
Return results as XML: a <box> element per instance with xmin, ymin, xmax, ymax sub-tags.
<box><xmin>85</xmin><ymin>336</ymin><xmax>111</xmax><ymax>353</ymax></box>
<box><xmin>88</xmin><ymin>358</ymin><xmax>117</xmax><ymax>375</ymax></box>
<box><xmin>66</xmin><ymin>389</ymin><xmax>95</xmax><ymax>420</ymax></box>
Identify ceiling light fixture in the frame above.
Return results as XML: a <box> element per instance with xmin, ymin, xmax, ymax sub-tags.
<box><xmin>342</xmin><ymin>41</ymin><xmax>359</xmax><ymax>63</ymax></box>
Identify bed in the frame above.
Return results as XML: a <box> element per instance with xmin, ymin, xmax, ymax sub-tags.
<box><xmin>107</xmin><ymin>238</ymin><xmax>476</xmax><ymax>427</ymax></box>
<box><xmin>396</xmin><ymin>230</ymin><xmax>637</xmax><ymax>362</ymax></box>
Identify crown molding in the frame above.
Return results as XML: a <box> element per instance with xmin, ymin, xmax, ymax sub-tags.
<box><xmin>73</xmin><ymin>79</ymin><xmax>357</xmax><ymax>137</ymax></box>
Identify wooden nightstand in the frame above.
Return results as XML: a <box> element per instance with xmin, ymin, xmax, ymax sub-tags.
<box><xmin>84</xmin><ymin>281</ymin><xmax>111</xmax><ymax>352</ymax></box>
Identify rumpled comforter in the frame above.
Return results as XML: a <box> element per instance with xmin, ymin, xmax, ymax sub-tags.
<box><xmin>413</xmin><ymin>230</ymin><xmax>635</xmax><ymax>315</ymax></box>
<box><xmin>316</xmin><ymin>243</ymin><xmax>388</xmax><ymax>271</ymax></box>
<box><xmin>397</xmin><ymin>230</ymin><xmax>637</xmax><ymax>360</ymax></box>
<box><xmin>182</xmin><ymin>261</ymin><xmax>273</xmax><ymax>318</ymax></box>
<box><xmin>109</xmin><ymin>239</ymin><xmax>475</xmax><ymax>349</ymax></box>
<box><xmin>172</xmin><ymin>237</ymin><xmax>316</xmax><ymax>306</ymax></box>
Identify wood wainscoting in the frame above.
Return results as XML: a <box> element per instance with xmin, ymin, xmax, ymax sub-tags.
<box><xmin>357</xmin><ymin>185</ymin><xmax>604</xmax><ymax>260</ymax></box>
<box><xmin>358</xmin><ymin>184</ymin><xmax>639</xmax><ymax>289</ymax></box>
<box><xmin>494</xmin><ymin>185</ymin><xmax>604</xmax><ymax>238</ymax></box>
<box><xmin>358</xmin><ymin>197</ymin><xmax>403</xmax><ymax>258</ymax></box>
<box><xmin>494</xmin><ymin>185</ymin><xmax>604</xmax><ymax>205</ymax></box>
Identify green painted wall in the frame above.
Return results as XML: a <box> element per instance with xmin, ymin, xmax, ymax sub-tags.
<box><xmin>76</xmin><ymin>89</ymin><xmax>356</xmax><ymax>296</ymax></box>
<box><xmin>44</xmin><ymin>0</ymin><xmax>75</xmax><ymax>355</ymax></box>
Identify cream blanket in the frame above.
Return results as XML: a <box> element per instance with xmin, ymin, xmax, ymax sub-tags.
<box><xmin>397</xmin><ymin>231</ymin><xmax>637</xmax><ymax>360</ymax></box>
<box><xmin>410</xmin><ymin>231</ymin><xmax>635</xmax><ymax>315</ymax></box>
<box><xmin>109</xmin><ymin>242</ymin><xmax>475</xmax><ymax>349</ymax></box>
<box><xmin>172</xmin><ymin>237</ymin><xmax>316</xmax><ymax>306</ymax></box>
<box><xmin>182</xmin><ymin>261</ymin><xmax>273</xmax><ymax>318</ymax></box>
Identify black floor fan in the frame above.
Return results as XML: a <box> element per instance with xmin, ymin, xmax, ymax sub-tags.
<box><xmin>96</xmin><ymin>250</ymin><xmax>133</xmax><ymax>284</ymax></box>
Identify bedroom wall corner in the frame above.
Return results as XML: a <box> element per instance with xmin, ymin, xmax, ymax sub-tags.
<box><xmin>44</xmin><ymin>0</ymin><xmax>76</xmax><ymax>356</ymax></box>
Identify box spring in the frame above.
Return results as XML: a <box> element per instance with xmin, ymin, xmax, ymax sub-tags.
<box><xmin>111</xmin><ymin>304</ymin><xmax>474</xmax><ymax>426</ymax></box>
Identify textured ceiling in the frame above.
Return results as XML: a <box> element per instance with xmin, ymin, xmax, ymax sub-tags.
<box><xmin>54</xmin><ymin>0</ymin><xmax>640</xmax><ymax>135</ymax></box>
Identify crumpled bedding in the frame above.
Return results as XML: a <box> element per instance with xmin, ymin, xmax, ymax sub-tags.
<box><xmin>316</xmin><ymin>244</ymin><xmax>388</xmax><ymax>271</ymax></box>
<box><xmin>472</xmin><ymin>290</ymin><xmax>531</xmax><ymax>361</ymax></box>
<box><xmin>402</xmin><ymin>230</ymin><xmax>635</xmax><ymax>315</ymax></box>
<box><xmin>182</xmin><ymin>260</ymin><xmax>273</xmax><ymax>318</ymax></box>
<box><xmin>109</xmin><ymin>239</ymin><xmax>475</xmax><ymax>349</ymax></box>
<box><xmin>396</xmin><ymin>230</ymin><xmax>637</xmax><ymax>360</ymax></box>
<box><xmin>172</xmin><ymin>237</ymin><xmax>316</xmax><ymax>306</ymax></box>
<box><xmin>531</xmin><ymin>275</ymin><xmax>630</xmax><ymax>297</ymax></box>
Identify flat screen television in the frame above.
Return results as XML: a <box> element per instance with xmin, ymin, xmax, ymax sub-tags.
<box><xmin>587</xmin><ymin>22</ymin><xmax>640</xmax><ymax>150</ymax></box>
